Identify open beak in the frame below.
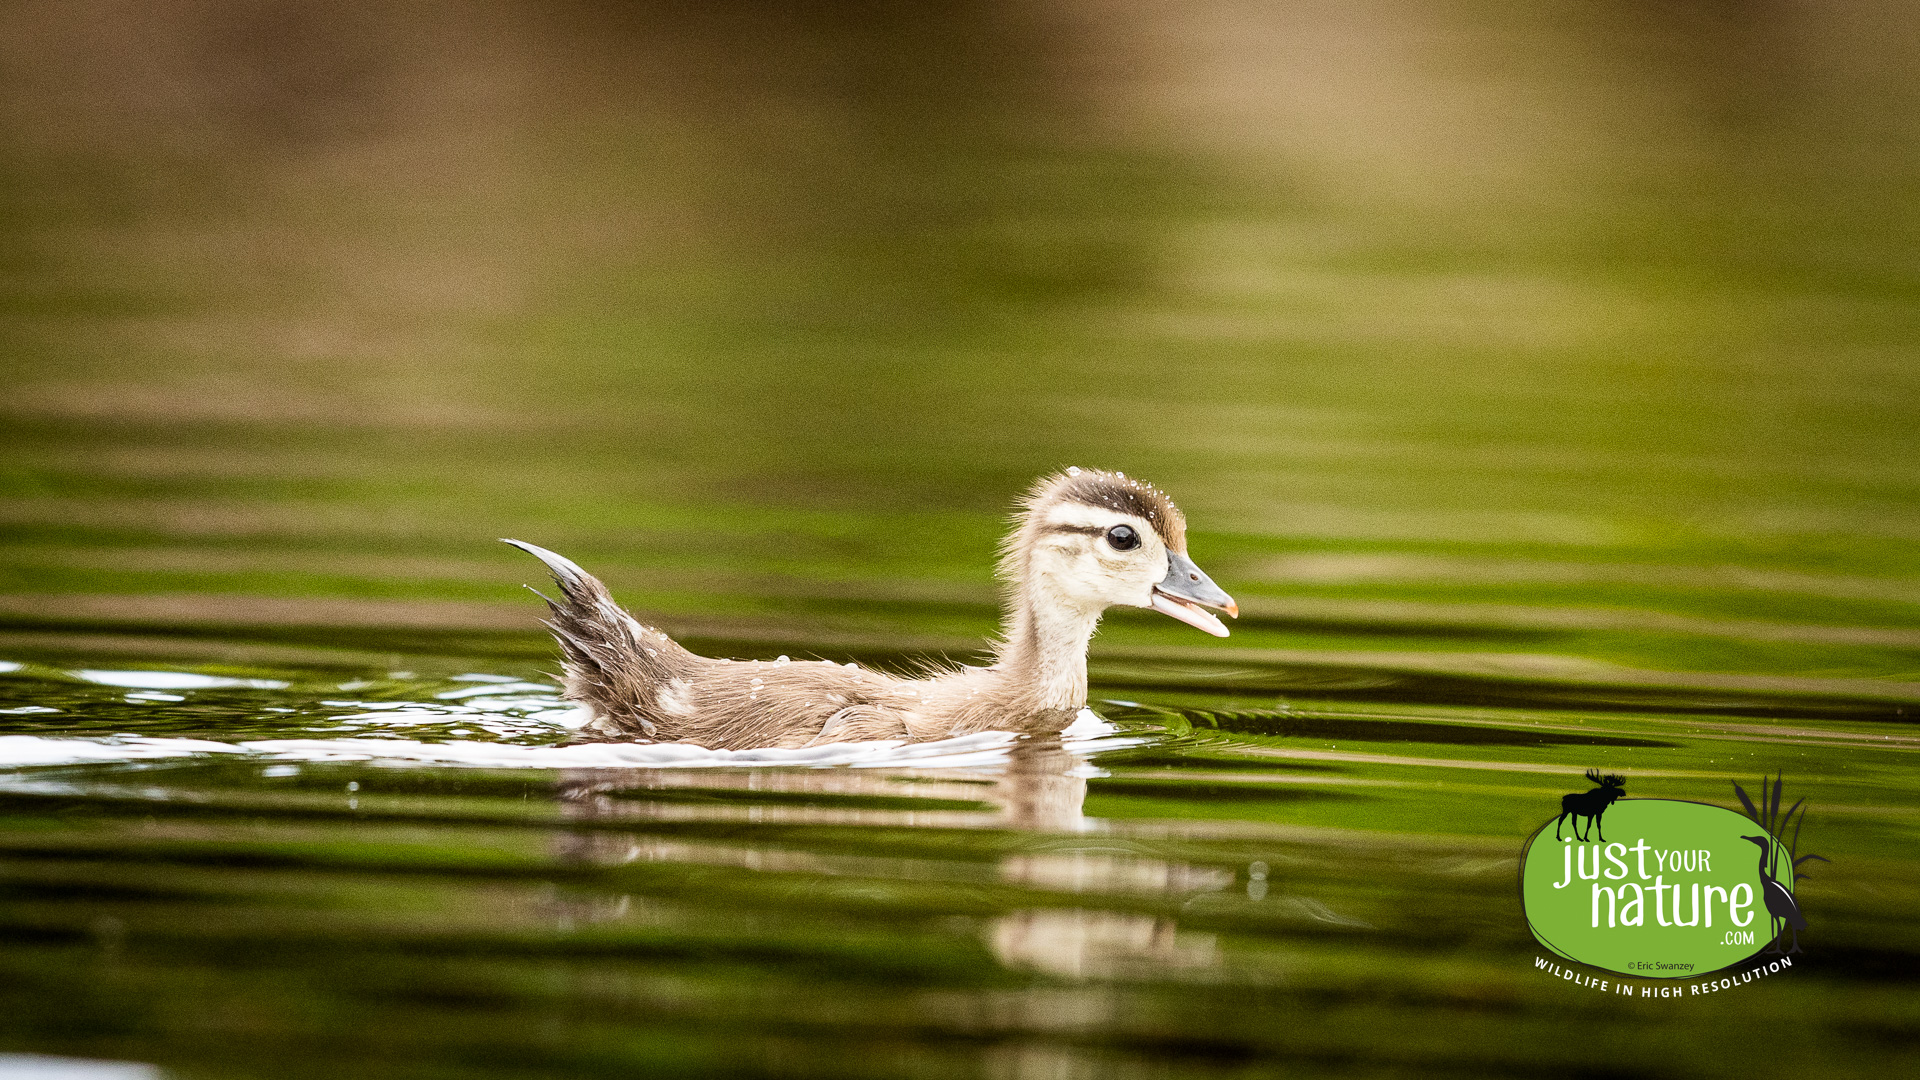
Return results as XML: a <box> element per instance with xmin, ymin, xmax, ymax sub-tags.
<box><xmin>1150</xmin><ymin>551</ymin><xmax>1238</xmax><ymax>638</ymax></box>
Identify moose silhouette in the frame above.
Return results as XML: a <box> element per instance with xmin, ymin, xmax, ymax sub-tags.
<box><xmin>1554</xmin><ymin>769</ymin><xmax>1626</xmax><ymax>842</ymax></box>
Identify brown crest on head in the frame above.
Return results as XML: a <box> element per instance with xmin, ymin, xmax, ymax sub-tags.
<box><xmin>1024</xmin><ymin>467</ymin><xmax>1187</xmax><ymax>551</ymax></box>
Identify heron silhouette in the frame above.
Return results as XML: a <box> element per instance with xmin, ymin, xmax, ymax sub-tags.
<box><xmin>1741</xmin><ymin>834</ymin><xmax>1807</xmax><ymax>955</ymax></box>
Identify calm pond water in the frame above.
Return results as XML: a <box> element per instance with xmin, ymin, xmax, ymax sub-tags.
<box><xmin>3</xmin><ymin>1</ymin><xmax>1919</xmax><ymax>1077</ymax></box>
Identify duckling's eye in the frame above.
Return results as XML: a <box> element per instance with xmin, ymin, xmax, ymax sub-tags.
<box><xmin>1106</xmin><ymin>524</ymin><xmax>1140</xmax><ymax>551</ymax></box>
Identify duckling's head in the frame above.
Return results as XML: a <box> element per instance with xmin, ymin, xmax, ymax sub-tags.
<box><xmin>1003</xmin><ymin>467</ymin><xmax>1238</xmax><ymax>636</ymax></box>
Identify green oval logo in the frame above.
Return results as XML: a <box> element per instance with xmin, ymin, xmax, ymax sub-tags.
<box><xmin>1521</xmin><ymin>799</ymin><xmax>1795</xmax><ymax>978</ymax></box>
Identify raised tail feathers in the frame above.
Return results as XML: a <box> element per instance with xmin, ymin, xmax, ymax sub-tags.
<box><xmin>501</xmin><ymin>539</ymin><xmax>595</xmax><ymax>594</ymax></box>
<box><xmin>503</xmin><ymin>539</ymin><xmax>675</xmax><ymax>738</ymax></box>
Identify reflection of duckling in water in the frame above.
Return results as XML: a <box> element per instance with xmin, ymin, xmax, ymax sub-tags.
<box><xmin>506</xmin><ymin>468</ymin><xmax>1237</xmax><ymax>749</ymax></box>
<box><xmin>996</xmin><ymin>733</ymin><xmax>1088</xmax><ymax>832</ymax></box>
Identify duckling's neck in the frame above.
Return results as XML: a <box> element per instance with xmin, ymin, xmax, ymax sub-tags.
<box><xmin>997</xmin><ymin>579</ymin><xmax>1102</xmax><ymax>712</ymax></box>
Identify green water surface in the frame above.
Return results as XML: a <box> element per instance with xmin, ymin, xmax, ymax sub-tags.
<box><xmin>2</xmin><ymin>2</ymin><xmax>1918</xmax><ymax>1077</ymax></box>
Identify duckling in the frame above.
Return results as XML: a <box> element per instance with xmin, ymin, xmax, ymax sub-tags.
<box><xmin>504</xmin><ymin>468</ymin><xmax>1237</xmax><ymax>749</ymax></box>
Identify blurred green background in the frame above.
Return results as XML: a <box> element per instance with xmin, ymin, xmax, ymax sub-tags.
<box><xmin>4</xmin><ymin>0</ymin><xmax>1920</xmax><ymax>693</ymax></box>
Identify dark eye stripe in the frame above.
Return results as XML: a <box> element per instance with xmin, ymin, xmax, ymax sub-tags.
<box><xmin>1041</xmin><ymin>524</ymin><xmax>1108</xmax><ymax>536</ymax></box>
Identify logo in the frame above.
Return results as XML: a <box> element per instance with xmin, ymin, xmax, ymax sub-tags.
<box><xmin>1521</xmin><ymin>773</ymin><xmax>1825</xmax><ymax>980</ymax></box>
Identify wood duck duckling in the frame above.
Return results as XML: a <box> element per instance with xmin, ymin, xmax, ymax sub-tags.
<box><xmin>505</xmin><ymin>467</ymin><xmax>1237</xmax><ymax>749</ymax></box>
